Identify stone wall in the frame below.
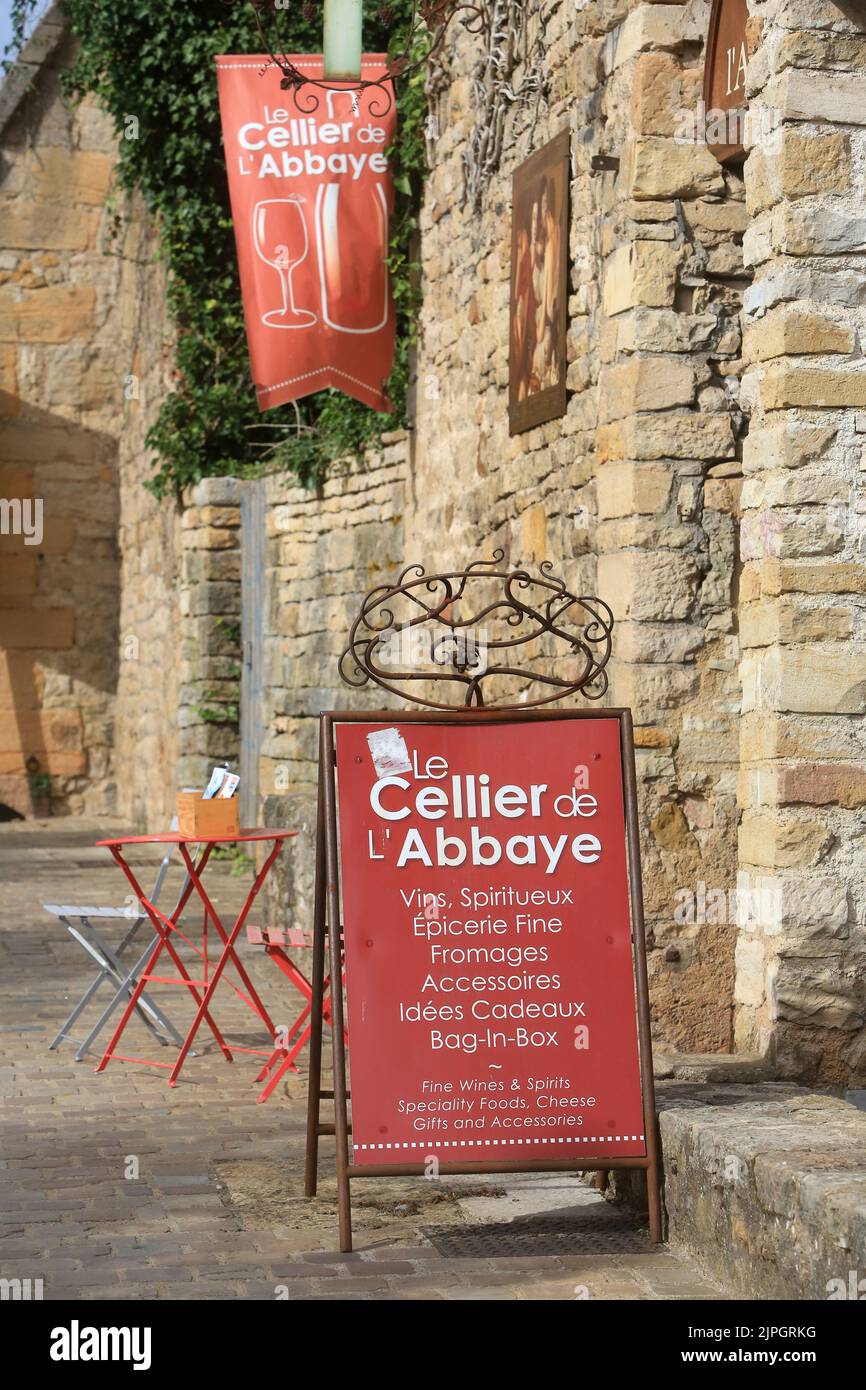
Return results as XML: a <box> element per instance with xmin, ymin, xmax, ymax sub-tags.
<box><xmin>259</xmin><ymin>436</ymin><xmax>410</xmax><ymax>931</ymax></box>
<box><xmin>735</xmin><ymin>0</ymin><xmax>866</xmax><ymax>1084</ymax></box>
<box><xmin>177</xmin><ymin>477</ymin><xmax>242</xmax><ymax>797</ymax></box>
<box><xmin>116</xmin><ymin>468</ymin><xmax>243</xmax><ymax>829</ymax></box>
<box><xmin>659</xmin><ymin>1082</ymin><xmax>866</xmax><ymax>1299</ymax></box>
<box><xmin>0</xmin><ymin>21</ymin><xmax>122</xmax><ymax>817</ymax></box>
<box><xmin>251</xmin><ymin>1</ymin><xmax>865</xmax><ymax>1085</ymax></box>
<box><xmin>112</xmin><ymin>210</ymin><xmax>180</xmax><ymax>830</ymax></box>
<box><xmin>260</xmin><ymin>433</ymin><xmax>410</xmax><ymax>801</ymax></box>
<box><xmin>407</xmin><ymin>1</ymin><xmax>748</xmax><ymax>1056</ymax></box>
<box><xmin>0</xmin><ymin>15</ymin><xmax>186</xmax><ymax>829</ymax></box>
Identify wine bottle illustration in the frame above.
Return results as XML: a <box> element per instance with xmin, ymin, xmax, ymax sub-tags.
<box><xmin>314</xmin><ymin>182</ymin><xmax>389</xmax><ymax>335</ymax></box>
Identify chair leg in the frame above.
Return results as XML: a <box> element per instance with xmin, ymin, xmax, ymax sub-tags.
<box><xmin>49</xmin><ymin>970</ymin><xmax>105</xmax><ymax>1051</ymax></box>
<box><xmin>82</xmin><ymin>922</ymin><xmax>180</xmax><ymax>1041</ymax></box>
<box><xmin>256</xmin><ymin>1026</ymin><xmax>310</xmax><ymax>1103</ymax></box>
<box><xmin>80</xmin><ymin>938</ymin><xmax>185</xmax><ymax>1061</ymax></box>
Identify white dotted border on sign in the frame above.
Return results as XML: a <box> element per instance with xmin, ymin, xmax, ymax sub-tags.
<box><xmin>214</xmin><ymin>61</ymin><xmax>387</xmax><ymax>71</ymax></box>
<box><xmin>256</xmin><ymin>364</ymin><xmax>386</xmax><ymax>398</ymax></box>
<box><xmin>353</xmin><ymin>1134</ymin><xmax>646</xmax><ymax>1151</ymax></box>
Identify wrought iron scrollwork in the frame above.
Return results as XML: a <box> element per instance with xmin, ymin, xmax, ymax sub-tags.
<box><xmin>228</xmin><ymin>1</ymin><xmax>489</xmax><ymax>116</ymax></box>
<box><xmin>339</xmin><ymin>552</ymin><xmax>613</xmax><ymax>709</ymax></box>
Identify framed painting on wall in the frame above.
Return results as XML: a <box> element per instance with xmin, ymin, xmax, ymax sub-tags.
<box><xmin>508</xmin><ymin>129</ymin><xmax>570</xmax><ymax>435</ymax></box>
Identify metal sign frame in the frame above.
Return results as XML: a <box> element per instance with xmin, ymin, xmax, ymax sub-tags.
<box><xmin>303</xmin><ymin>705</ymin><xmax>661</xmax><ymax>1253</ymax></box>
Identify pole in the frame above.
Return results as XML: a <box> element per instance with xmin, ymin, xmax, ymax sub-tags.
<box><xmin>323</xmin><ymin>0</ymin><xmax>363</xmax><ymax>80</ymax></box>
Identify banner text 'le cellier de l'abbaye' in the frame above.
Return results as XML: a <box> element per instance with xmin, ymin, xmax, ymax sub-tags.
<box><xmin>216</xmin><ymin>55</ymin><xmax>396</xmax><ymax>413</ymax></box>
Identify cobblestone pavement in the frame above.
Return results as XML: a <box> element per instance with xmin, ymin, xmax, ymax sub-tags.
<box><xmin>0</xmin><ymin>819</ymin><xmax>730</xmax><ymax>1301</ymax></box>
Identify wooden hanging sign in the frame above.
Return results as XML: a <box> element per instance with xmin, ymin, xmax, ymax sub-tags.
<box><xmin>703</xmin><ymin>0</ymin><xmax>749</xmax><ymax>164</ymax></box>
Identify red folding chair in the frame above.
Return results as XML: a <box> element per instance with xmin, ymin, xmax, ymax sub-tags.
<box><xmin>246</xmin><ymin>924</ymin><xmax>346</xmax><ymax>1103</ymax></box>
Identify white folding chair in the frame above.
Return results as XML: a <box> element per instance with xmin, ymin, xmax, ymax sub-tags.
<box><xmin>47</xmin><ymin>843</ymin><xmax>186</xmax><ymax>1061</ymax></box>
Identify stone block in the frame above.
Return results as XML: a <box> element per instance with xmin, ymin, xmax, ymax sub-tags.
<box><xmin>183</xmin><ymin>527</ymin><xmax>239</xmax><ymax>551</ymax></box>
<box><xmin>776</xmin><ymin>31</ymin><xmax>866</xmax><ymax>73</ymax></box>
<box><xmin>628</xmin><ymin>137</ymin><xmax>724</xmax><ymax>199</ymax></box>
<box><xmin>741</xmin><ymin>422</ymin><xmax>837</xmax><ymax>473</ymax></box>
<box><xmin>740</xmin><ymin>599</ymin><xmax>852</xmax><ymax>646</ymax></box>
<box><xmin>187</xmin><ymin>476</ymin><xmax>242</xmax><ymax>508</ymax></box>
<box><xmin>686</xmin><ymin>199</ymin><xmax>749</xmax><ymax>235</ymax></box>
<box><xmin>629</xmin><ymin>52</ymin><xmax>684</xmax><ymax>137</ymax></box>
<box><xmin>780</xmin><ymin>131</ymin><xmax>851</xmax><ymax>200</ymax></box>
<box><xmin>597</xmin><ymin>550</ymin><xmax>700</xmax><ymax>622</ymax></box>
<box><xmin>777</xmin><ymin>763</ymin><xmax>866</xmax><ymax>810</ymax></box>
<box><xmin>606</xmin><ymin>658</ymin><xmax>699</xmax><ymax>713</ymax></box>
<box><xmin>608</xmin><ymin>5</ymin><xmax>689</xmax><ymax>71</ymax></box>
<box><xmin>602</xmin><ymin>242</ymin><xmax>680</xmax><ymax>316</ymax></box>
<box><xmin>662</xmin><ymin>1084</ymin><xmax>866</xmax><ymax>1294</ymax></box>
<box><xmin>596</xmin><ymin>412</ymin><xmax>733</xmax><ymax>461</ymax></box>
<box><xmin>0</xmin><ymin>287</ymin><xmax>96</xmax><ymax>343</ymax></box>
<box><xmin>703</xmin><ymin>476</ymin><xmax>741</xmax><ymax>514</ymax></box>
<box><xmin>774</xmin><ymin>960</ymin><xmax>861</xmax><ymax>1031</ymax></box>
<box><xmin>598</xmin><ymin>356</ymin><xmax>694</xmax><ymax>421</ymax></box>
<box><xmin>749</xmin><ymin>132</ymin><xmax>853</xmax><ymax>216</ymax></box>
<box><xmin>774</xmin><ymin>203</ymin><xmax>866</xmax><ymax>257</ymax></box>
<box><xmin>744</xmin><ymin>472</ymin><xmax>844</xmax><ymax>512</ymax></box>
<box><xmin>764</xmin><ymin>68</ymin><xmax>866</xmax><ymax>127</ymax></box>
<box><xmin>615</xmin><ymin>307</ymin><xmax>727</xmax><ymax>354</ymax></box>
<box><xmin>733</xmin><ymin>936</ymin><xmax>765</xmax><ymax>1007</ymax></box>
<box><xmin>776</xmin><ymin>561</ymin><xmax>866</xmax><ymax>595</ymax></box>
<box><xmin>758</xmin><ymin>366</ymin><xmax>866</xmax><ymax>412</ymax></box>
<box><xmin>744</xmin><ymin>308</ymin><xmax>855</xmax><ymax>363</ymax></box>
<box><xmin>0</xmin><ymin>200</ymin><xmax>98</xmax><ymax>252</ymax></box>
<box><xmin>36</xmin><ymin>148</ymin><xmax>114</xmax><ymax>205</ymax></box>
<box><xmin>744</xmin><ymin>267</ymin><xmax>866</xmax><ymax>317</ymax></box>
<box><xmin>738</xmin><ymin>814</ymin><xmax>832</xmax><ymax>869</ymax></box>
<box><xmin>596</xmin><ymin>462</ymin><xmax>671</xmax><ymax>518</ymax></box>
<box><xmin>519</xmin><ymin>504</ymin><xmax>547</xmax><ymax>563</ymax></box>
<box><xmin>758</xmin><ymin>647</ymin><xmax>866</xmax><ymax>715</ymax></box>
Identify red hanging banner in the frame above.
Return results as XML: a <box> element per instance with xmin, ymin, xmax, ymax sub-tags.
<box><xmin>334</xmin><ymin>717</ymin><xmax>647</xmax><ymax>1168</ymax></box>
<box><xmin>215</xmin><ymin>55</ymin><xmax>396</xmax><ymax>413</ymax></box>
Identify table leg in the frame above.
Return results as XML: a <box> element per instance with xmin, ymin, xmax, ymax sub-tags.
<box><xmin>75</xmin><ymin>931</ymin><xmax>185</xmax><ymax>1061</ymax></box>
<box><xmin>96</xmin><ymin>846</ymin><xmax>233</xmax><ymax>1072</ymax></box>
<box><xmin>168</xmin><ymin>839</ymin><xmax>283</xmax><ymax>1087</ymax></box>
<box><xmin>178</xmin><ymin>843</ymin><xmax>278</xmax><ymax>1036</ymax></box>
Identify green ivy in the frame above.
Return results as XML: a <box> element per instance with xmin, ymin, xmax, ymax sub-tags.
<box><xmin>7</xmin><ymin>1</ymin><xmax>426</xmax><ymax>496</ymax></box>
<box><xmin>194</xmin><ymin>698</ymin><xmax>241</xmax><ymax>727</ymax></box>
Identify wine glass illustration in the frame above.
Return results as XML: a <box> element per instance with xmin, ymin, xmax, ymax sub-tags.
<box><xmin>252</xmin><ymin>198</ymin><xmax>317</xmax><ymax>329</ymax></box>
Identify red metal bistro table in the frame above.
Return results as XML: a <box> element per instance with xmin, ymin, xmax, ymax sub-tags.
<box><xmin>94</xmin><ymin>829</ymin><xmax>296</xmax><ymax>1087</ymax></box>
